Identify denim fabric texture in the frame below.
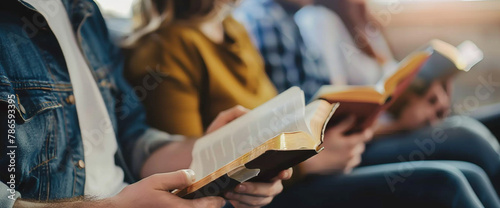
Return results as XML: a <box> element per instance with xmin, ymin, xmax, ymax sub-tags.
<box><xmin>0</xmin><ymin>0</ymin><xmax>153</xmax><ymax>204</ymax></box>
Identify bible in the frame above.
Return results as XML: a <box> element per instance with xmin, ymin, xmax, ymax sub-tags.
<box><xmin>175</xmin><ymin>87</ymin><xmax>338</xmax><ymax>199</ymax></box>
<box><xmin>312</xmin><ymin>39</ymin><xmax>481</xmax><ymax>133</ymax></box>
<box><xmin>411</xmin><ymin>39</ymin><xmax>483</xmax><ymax>94</ymax></box>
<box><xmin>313</xmin><ymin>48</ymin><xmax>432</xmax><ymax>133</ymax></box>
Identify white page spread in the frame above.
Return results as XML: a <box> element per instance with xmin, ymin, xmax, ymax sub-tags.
<box><xmin>189</xmin><ymin>87</ymin><xmax>310</xmax><ymax>181</ymax></box>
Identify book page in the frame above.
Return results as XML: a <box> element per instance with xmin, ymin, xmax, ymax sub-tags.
<box><xmin>189</xmin><ymin>87</ymin><xmax>311</xmax><ymax>181</ymax></box>
<box><xmin>457</xmin><ymin>41</ymin><xmax>483</xmax><ymax>72</ymax></box>
<box><xmin>379</xmin><ymin>51</ymin><xmax>431</xmax><ymax>93</ymax></box>
<box><xmin>304</xmin><ymin>100</ymin><xmax>334</xmax><ymax>140</ymax></box>
<box><xmin>417</xmin><ymin>40</ymin><xmax>482</xmax><ymax>82</ymax></box>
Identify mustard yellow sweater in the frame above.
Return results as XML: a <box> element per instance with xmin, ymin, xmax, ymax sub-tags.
<box><xmin>125</xmin><ymin>17</ymin><xmax>277</xmax><ymax>137</ymax></box>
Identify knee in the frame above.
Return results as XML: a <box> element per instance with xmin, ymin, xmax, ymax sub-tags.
<box><xmin>391</xmin><ymin>162</ymin><xmax>465</xmax><ymax>183</ymax></box>
<box><xmin>436</xmin><ymin>116</ymin><xmax>497</xmax><ymax>148</ymax></box>
<box><xmin>416</xmin><ymin>163</ymin><xmax>469</xmax><ymax>187</ymax></box>
<box><xmin>450</xmin><ymin>161</ymin><xmax>490</xmax><ymax>181</ymax></box>
<box><xmin>443</xmin><ymin>116</ymin><xmax>487</xmax><ymax>136</ymax></box>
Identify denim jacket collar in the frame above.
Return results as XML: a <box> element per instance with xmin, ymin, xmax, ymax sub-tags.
<box><xmin>18</xmin><ymin>0</ymin><xmax>94</xmax><ymax>41</ymax></box>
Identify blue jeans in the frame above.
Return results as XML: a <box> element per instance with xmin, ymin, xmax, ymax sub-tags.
<box><xmin>361</xmin><ymin>116</ymin><xmax>500</xmax><ymax>195</ymax></box>
<box><xmin>473</xmin><ymin>103</ymin><xmax>500</xmax><ymax>142</ymax></box>
<box><xmin>264</xmin><ymin>161</ymin><xmax>499</xmax><ymax>208</ymax></box>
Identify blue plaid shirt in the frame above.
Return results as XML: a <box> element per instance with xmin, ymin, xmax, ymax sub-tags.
<box><xmin>234</xmin><ymin>0</ymin><xmax>331</xmax><ymax>100</ymax></box>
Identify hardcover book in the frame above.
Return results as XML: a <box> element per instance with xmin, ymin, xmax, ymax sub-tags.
<box><xmin>176</xmin><ymin>87</ymin><xmax>338</xmax><ymax>199</ymax></box>
<box><xmin>312</xmin><ymin>39</ymin><xmax>481</xmax><ymax>133</ymax></box>
<box><xmin>313</xmin><ymin>49</ymin><xmax>431</xmax><ymax>133</ymax></box>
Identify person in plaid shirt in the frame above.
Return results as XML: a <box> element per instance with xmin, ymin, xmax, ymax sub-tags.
<box><xmin>234</xmin><ymin>0</ymin><xmax>330</xmax><ymax>100</ymax></box>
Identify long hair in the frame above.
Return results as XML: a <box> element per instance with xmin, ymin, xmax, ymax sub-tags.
<box><xmin>122</xmin><ymin>0</ymin><xmax>222</xmax><ymax>47</ymax></box>
<box><xmin>326</xmin><ymin>1</ymin><xmax>380</xmax><ymax>58</ymax></box>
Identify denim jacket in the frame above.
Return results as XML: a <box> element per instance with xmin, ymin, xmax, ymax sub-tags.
<box><xmin>0</xmin><ymin>0</ymin><xmax>177</xmax><ymax>207</ymax></box>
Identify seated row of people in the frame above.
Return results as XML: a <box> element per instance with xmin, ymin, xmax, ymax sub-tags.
<box><xmin>126</xmin><ymin>0</ymin><xmax>500</xmax><ymax>207</ymax></box>
<box><xmin>0</xmin><ymin>0</ymin><xmax>498</xmax><ymax>207</ymax></box>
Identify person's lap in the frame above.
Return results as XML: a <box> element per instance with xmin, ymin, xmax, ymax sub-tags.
<box><xmin>264</xmin><ymin>161</ymin><xmax>497</xmax><ymax>208</ymax></box>
<box><xmin>223</xmin><ymin>116</ymin><xmax>500</xmax><ymax>208</ymax></box>
<box><xmin>361</xmin><ymin>116</ymin><xmax>500</xmax><ymax>193</ymax></box>
<box><xmin>471</xmin><ymin>103</ymin><xmax>500</xmax><ymax>141</ymax></box>
<box><xmin>446</xmin><ymin>161</ymin><xmax>500</xmax><ymax>207</ymax></box>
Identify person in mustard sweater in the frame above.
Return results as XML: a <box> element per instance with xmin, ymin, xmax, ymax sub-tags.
<box><xmin>124</xmin><ymin>0</ymin><xmax>277</xmax><ymax>137</ymax></box>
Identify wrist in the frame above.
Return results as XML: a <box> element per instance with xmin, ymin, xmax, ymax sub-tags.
<box><xmin>13</xmin><ymin>198</ymin><xmax>115</xmax><ymax>208</ymax></box>
<box><xmin>96</xmin><ymin>198</ymin><xmax>117</xmax><ymax>208</ymax></box>
<box><xmin>300</xmin><ymin>157</ymin><xmax>326</xmax><ymax>175</ymax></box>
<box><xmin>14</xmin><ymin>200</ymin><xmax>37</xmax><ymax>208</ymax></box>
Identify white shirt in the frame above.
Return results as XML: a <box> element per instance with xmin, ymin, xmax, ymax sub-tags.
<box><xmin>295</xmin><ymin>5</ymin><xmax>398</xmax><ymax>86</ymax></box>
<box><xmin>295</xmin><ymin>6</ymin><xmax>400</xmax><ymax>124</ymax></box>
<box><xmin>24</xmin><ymin>0</ymin><xmax>127</xmax><ymax>198</ymax></box>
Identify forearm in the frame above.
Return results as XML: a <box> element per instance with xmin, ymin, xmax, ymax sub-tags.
<box><xmin>140</xmin><ymin>139</ymin><xmax>196</xmax><ymax>178</ymax></box>
<box><xmin>14</xmin><ymin>198</ymin><xmax>113</xmax><ymax>208</ymax></box>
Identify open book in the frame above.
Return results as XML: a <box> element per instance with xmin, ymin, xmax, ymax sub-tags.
<box><xmin>175</xmin><ymin>87</ymin><xmax>338</xmax><ymax>199</ymax></box>
<box><xmin>312</xmin><ymin>39</ymin><xmax>482</xmax><ymax>133</ymax></box>
<box><xmin>411</xmin><ymin>40</ymin><xmax>483</xmax><ymax>94</ymax></box>
<box><xmin>312</xmin><ymin>46</ymin><xmax>432</xmax><ymax>133</ymax></box>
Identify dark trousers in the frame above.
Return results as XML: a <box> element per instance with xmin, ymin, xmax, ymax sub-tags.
<box><xmin>266</xmin><ymin>161</ymin><xmax>498</xmax><ymax>208</ymax></box>
<box><xmin>362</xmin><ymin>116</ymin><xmax>500</xmax><ymax>195</ymax></box>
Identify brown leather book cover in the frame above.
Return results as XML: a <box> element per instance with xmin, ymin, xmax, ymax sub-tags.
<box><xmin>317</xmin><ymin>51</ymin><xmax>431</xmax><ymax>133</ymax></box>
<box><xmin>180</xmin><ymin>149</ymin><xmax>319</xmax><ymax>199</ymax></box>
<box><xmin>176</xmin><ymin>90</ymin><xmax>338</xmax><ymax>199</ymax></box>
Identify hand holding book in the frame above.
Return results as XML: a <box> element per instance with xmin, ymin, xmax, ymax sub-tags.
<box><xmin>313</xmin><ymin>50</ymin><xmax>432</xmax><ymax>134</ymax></box>
<box><xmin>206</xmin><ymin>106</ymin><xmax>250</xmax><ymax>135</ymax></box>
<box><xmin>110</xmin><ymin>170</ymin><xmax>226</xmax><ymax>208</ymax></box>
<box><xmin>301</xmin><ymin>116</ymin><xmax>374</xmax><ymax>175</ymax></box>
<box><xmin>200</xmin><ymin>106</ymin><xmax>294</xmax><ymax>207</ymax></box>
<box><xmin>313</xmin><ymin>39</ymin><xmax>482</xmax><ymax>134</ymax></box>
<box><xmin>384</xmin><ymin>40</ymin><xmax>482</xmax><ymax>133</ymax></box>
<box><xmin>224</xmin><ymin>168</ymin><xmax>292</xmax><ymax>207</ymax></box>
<box><xmin>177</xmin><ymin>88</ymin><xmax>337</xmax><ymax>199</ymax></box>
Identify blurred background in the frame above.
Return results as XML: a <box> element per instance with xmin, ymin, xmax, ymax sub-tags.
<box><xmin>95</xmin><ymin>0</ymin><xmax>500</xmax><ymax>116</ymax></box>
<box><xmin>369</xmin><ymin>0</ymin><xmax>500</xmax><ymax>118</ymax></box>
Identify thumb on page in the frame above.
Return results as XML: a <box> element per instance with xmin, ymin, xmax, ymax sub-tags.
<box><xmin>148</xmin><ymin>169</ymin><xmax>197</xmax><ymax>191</ymax></box>
<box><xmin>206</xmin><ymin>105</ymin><xmax>249</xmax><ymax>134</ymax></box>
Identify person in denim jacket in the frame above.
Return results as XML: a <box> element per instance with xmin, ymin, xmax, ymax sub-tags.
<box><xmin>0</xmin><ymin>0</ymin><xmax>291</xmax><ymax>207</ymax></box>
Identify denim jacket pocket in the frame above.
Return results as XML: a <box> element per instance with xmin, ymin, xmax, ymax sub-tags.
<box><xmin>0</xmin><ymin>77</ymin><xmax>64</xmax><ymax>124</ymax></box>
